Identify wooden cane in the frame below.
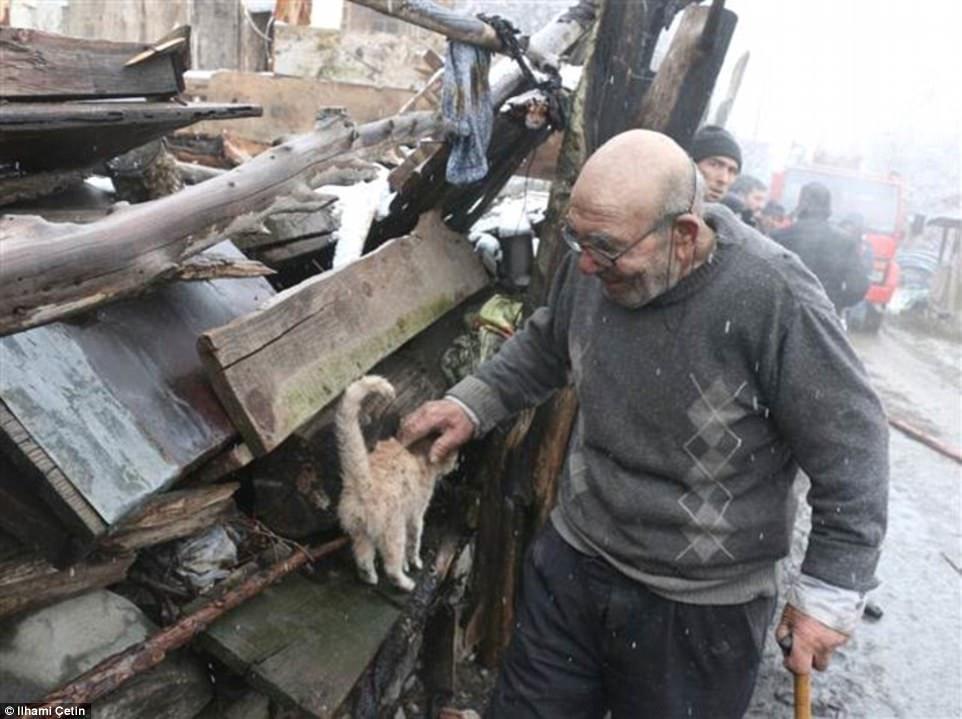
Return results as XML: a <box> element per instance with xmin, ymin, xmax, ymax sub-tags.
<box><xmin>793</xmin><ymin>672</ymin><xmax>812</xmax><ymax>719</ymax></box>
<box><xmin>778</xmin><ymin>634</ymin><xmax>812</xmax><ymax>719</ymax></box>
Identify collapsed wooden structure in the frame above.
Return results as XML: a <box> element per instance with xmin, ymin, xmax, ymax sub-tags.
<box><xmin>0</xmin><ymin>0</ymin><xmax>737</xmax><ymax>716</ymax></box>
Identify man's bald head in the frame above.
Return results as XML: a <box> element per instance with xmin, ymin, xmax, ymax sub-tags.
<box><xmin>571</xmin><ymin>130</ymin><xmax>699</xmax><ymax>231</ymax></box>
<box><xmin>563</xmin><ymin>130</ymin><xmax>712</xmax><ymax>309</ymax></box>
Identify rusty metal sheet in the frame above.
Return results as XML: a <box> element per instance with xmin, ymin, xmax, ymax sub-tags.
<box><xmin>0</xmin><ymin>242</ymin><xmax>273</xmax><ymax>525</ymax></box>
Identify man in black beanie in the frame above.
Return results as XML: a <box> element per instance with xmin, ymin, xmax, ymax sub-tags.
<box><xmin>690</xmin><ymin>124</ymin><xmax>742</xmax><ymax>202</ymax></box>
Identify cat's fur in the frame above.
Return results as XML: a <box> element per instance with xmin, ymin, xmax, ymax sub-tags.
<box><xmin>336</xmin><ymin>375</ymin><xmax>457</xmax><ymax>591</ymax></box>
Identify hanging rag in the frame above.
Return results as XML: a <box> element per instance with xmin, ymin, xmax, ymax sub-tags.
<box><xmin>442</xmin><ymin>40</ymin><xmax>493</xmax><ymax>185</ymax></box>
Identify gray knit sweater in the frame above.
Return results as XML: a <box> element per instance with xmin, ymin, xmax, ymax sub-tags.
<box><xmin>449</xmin><ymin>205</ymin><xmax>888</xmax><ymax>605</ymax></box>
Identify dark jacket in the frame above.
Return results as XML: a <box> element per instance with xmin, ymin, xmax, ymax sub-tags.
<box><xmin>772</xmin><ymin>219</ymin><xmax>870</xmax><ymax>311</ymax></box>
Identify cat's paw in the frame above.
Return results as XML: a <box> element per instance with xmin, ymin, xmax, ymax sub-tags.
<box><xmin>410</xmin><ymin>555</ymin><xmax>423</xmax><ymax>571</ymax></box>
<box><xmin>391</xmin><ymin>573</ymin><xmax>416</xmax><ymax>592</ymax></box>
<box><xmin>358</xmin><ymin>567</ymin><xmax>379</xmax><ymax>585</ymax></box>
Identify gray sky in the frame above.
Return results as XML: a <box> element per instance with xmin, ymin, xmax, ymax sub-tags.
<box><xmin>712</xmin><ymin>0</ymin><xmax>962</xmax><ymax>194</ymax></box>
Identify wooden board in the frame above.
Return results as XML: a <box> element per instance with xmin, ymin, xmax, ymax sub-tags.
<box><xmin>0</xmin><ymin>27</ymin><xmax>182</xmax><ymax>101</ymax></box>
<box><xmin>198</xmin><ymin>212</ymin><xmax>489</xmax><ymax>455</ymax></box>
<box><xmin>183</xmin><ymin>70</ymin><xmax>414</xmax><ymax>143</ymax></box>
<box><xmin>98</xmin><ymin>483</ymin><xmax>239</xmax><ymax>553</ymax></box>
<box><xmin>0</xmin><ymin>552</ymin><xmax>135</xmax><ymax>619</ymax></box>
<box><xmin>0</xmin><ymin>244</ymin><xmax>274</xmax><ymax>527</ymax></box>
<box><xmin>200</xmin><ymin>572</ymin><xmax>401</xmax><ymax>718</ymax></box>
<box><xmin>0</xmin><ymin>101</ymin><xmax>262</xmax><ymax>173</ymax></box>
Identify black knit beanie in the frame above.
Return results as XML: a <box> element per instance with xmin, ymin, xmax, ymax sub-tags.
<box><xmin>690</xmin><ymin>125</ymin><xmax>742</xmax><ymax>170</ymax></box>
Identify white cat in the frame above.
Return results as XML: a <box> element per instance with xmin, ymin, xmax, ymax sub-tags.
<box><xmin>336</xmin><ymin>375</ymin><xmax>458</xmax><ymax>591</ymax></box>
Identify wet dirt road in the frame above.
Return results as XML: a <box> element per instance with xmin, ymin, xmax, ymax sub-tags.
<box><xmin>748</xmin><ymin>324</ymin><xmax>962</xmax><ymax>719</ymax></box>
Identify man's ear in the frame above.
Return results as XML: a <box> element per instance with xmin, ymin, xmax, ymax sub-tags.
<box><xmin>672</xmin><ymin>215</ymin><xmax>700</xmax><ymax>253</ymax></box>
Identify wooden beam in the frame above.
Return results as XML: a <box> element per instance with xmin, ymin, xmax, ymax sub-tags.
<box><xmin>0</xmin><ymin>27</ymin><xmax>183</xmax><ymax>101</ymax></box>
<box><xmin>0</xmin><ymin>110</ymin><xmax>441</xmax><ymax>337</ymax></box>
<box><xmin>0</xmin><ymin>101</ymin><xmax>262</xmax><ymax>173</ymax></box>
<box><xmin>172</xmin><ymin>254</ymin><xmax>275</xmax><ymax>282</ymax></box>
<box><xmin>346</xmin><ymin>0</ymin><xmax>503</xmax><ymax>52</ymax></box>
<box><xmin>632</xmin><ymin>2</ymin><xmax>738</xmax><ymax>147</ymax></box>
<box><xmin>98</xmin><ymin>483</ymin><xmax>240</xmax><ymax>554</ymax></box>
<box><xmin>0</xmin><ymin>400</ymin><xmax>106</xmax><ymax>547</ymax></box>
<box><xmin>0</xmin><ymin>552</ymin><xmax>135</xmax><ymax>620</ymax></box>
<box><xmin>198</xmin><ymin>211</ymin><xmax>489</xmax><ymax>455</ymax></box>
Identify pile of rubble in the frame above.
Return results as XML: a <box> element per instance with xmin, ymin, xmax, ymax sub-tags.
<box><xmin>0</xmin><ymin>4</ymin><xmax>590</xmax><ymax>716</ymax></box>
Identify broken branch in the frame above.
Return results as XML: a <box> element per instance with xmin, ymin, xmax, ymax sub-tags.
<box><xmin>347</xmin><ymin>0</ymin><xmax>503</xmax><ymax>52</ymax></box>
<box><xmin>0</xmin><ymin>110</ymin><xmax>441</xmax><ymax>337</ymax></box>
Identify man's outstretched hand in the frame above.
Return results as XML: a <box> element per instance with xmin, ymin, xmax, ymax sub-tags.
<box><xmin>399</xmin><ymin>399</ymin><xmax>475</xmax><ymax>463</ymax></box>
<box><xmin>776</xmin><ymin>603</ymin><xmax>849</xmax><ymax>675</ymax></box>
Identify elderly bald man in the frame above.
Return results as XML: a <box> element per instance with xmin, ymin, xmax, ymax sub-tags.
<box><xmin>400</xmin><ymin>130</ymin><xmax>888</xmax><ymax>718</ymax></box>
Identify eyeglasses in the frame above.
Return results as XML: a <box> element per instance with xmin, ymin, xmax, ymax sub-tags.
<box><xmin>561</xmin><ymin>161</ymin><xmax>698</xmax><ymax>269</ymax></box>
<box><xmin>561</xmin><ymin>217</ymin><xmax>672</xmax><ymax>268</ymax></box>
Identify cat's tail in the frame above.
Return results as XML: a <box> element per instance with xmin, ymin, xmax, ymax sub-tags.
<box><xmin>335</xmin><ymin>375</ymin><xmax>396</xmax><ymax>491</ymax></box>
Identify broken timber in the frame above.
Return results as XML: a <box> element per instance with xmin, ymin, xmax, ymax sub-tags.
<box><xmin>0</xmin><ymin>552</ymin><xmax>135</xmax><ymax>620</ymax></box>
<box><xmin>198</xmin><ymin>211</ymin><xmax>489</xmax><ymax>455</ymax></box>
<box><xmin>0</xmin><ymin>102</ymin><xmax>262</xmax><ymax>174</ymax></box>
<box><xmin>98</xmin><ymin>483</ymin><xmax>240</xmax><ymax>554</ymax></box>
<box><xmin>0</xmin><ymin>27</ymin><xmax>186</xmax><ymax>101</ymax></box>
<box><xmin>0</xmin><ymin>110</ymin><xmax>441</xmax><ymax>337</ymax></box>
<box><xmin>40</xmin><ymin>537</ymin><xmax>349</xmax><ymax>709</ymax></box>
<box><xmin>347</xmin><ymin>0</ymin><xmax>503</xmax><ymax>52</ymax></box>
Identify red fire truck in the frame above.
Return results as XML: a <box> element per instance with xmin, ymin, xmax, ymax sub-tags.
<box><xmin>770</xmin><ymin>165</ymin><xmax>905</xmax><ymax>331</ymax></box>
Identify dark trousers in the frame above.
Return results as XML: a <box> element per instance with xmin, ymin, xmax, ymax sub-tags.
<box><xmin>485</xmin><ymin>523</ymin><xmax>775</xmax><ymax>719</ymax></box>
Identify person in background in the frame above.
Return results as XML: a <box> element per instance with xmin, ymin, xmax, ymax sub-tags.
<box><xmin>773</xmin><ymin>183</ymin><xmax>871</xmax><ymax>313</ymax></box>
<box><xmin>689</xmin><ymin>124</ymin><xmax>741</xmax><ymax>202</ymax></box>
<box><xmin>722</xmin><ymin>174</ymin><xmax>768</xmax><ymax>227</ymax></box>
<box><xmin>758</xmin><ymin>200</ymin><xmax>789</xmax><ymax>236</ymax></box>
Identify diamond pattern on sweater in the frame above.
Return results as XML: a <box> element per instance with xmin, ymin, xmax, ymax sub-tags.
<box><xmin>676</xmin><ymin>375</ymin><xmax>747</xmax><ymax>562</ymax></box>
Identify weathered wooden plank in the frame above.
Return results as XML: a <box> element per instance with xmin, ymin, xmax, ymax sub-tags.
<box><xmin>0</xmin><ymin>552</ymin><xmax>135</xmax><ymax>619</ymax></box>
<box><xmin>0</xmin><ymin>27</ymin><xmax>182</xmax><ymax>101</ymax></box>
<box><xmin>98</xmin><ymin>483</ymin><xmax>239</xmax><ymax>553</ymax></box>
<box><xmin>347</xmin><ymin>0</ymin><xmax>503</xmax><ymax>52</ymax></box>
<box><xmin>179</xmin><ymin>443</ymin><xmax>254</xmax><ymax>487</ymax></box>
<box><xmin>0</xmin><ymin>101</ymin><xmax>262</xmax><ymax>173</ymax></box>
<box><xmin>0</xmin><ymin>401</ymin><xmax>106</xmax><ymax>548</ymax></box>
<box><xmin>0</xmin><ymin>245</ymin><xmax>273</xmax><ymax>527</ymax></box>
<box><xmin>258</xmin><ymin>234</ymin><xmax>336</xmax><ymax>265</ymax></box>
<box><xmin>199</xmin><ymin>572</ymin><xmax>401</xmax><ymax>719</ymax></box>
<box><xmin>199</xmin><ymin>211</ymin><xmax>489</xmax><ymax>455</ymax></box>
<box><xmin>173</xmin><ymin>254</ymin><xmax>275</xmax><ymax>281</ymax></box>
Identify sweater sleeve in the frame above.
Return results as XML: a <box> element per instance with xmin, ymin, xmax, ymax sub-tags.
<box><xmin>446</xmin><ymin>255</ymin><xmax>575</xmax><ymax>433</ymax></box>
<box><xmin>768</xmin><ymin>297</ymin><xmax>889</xmax><ymax>593</ymax></box>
